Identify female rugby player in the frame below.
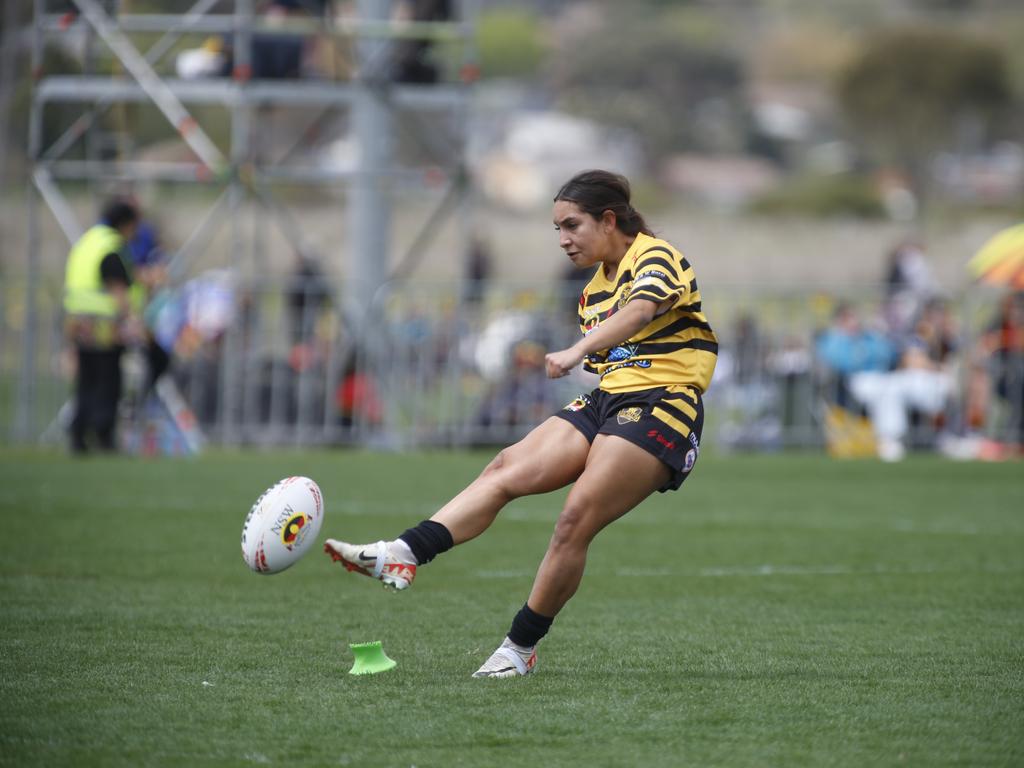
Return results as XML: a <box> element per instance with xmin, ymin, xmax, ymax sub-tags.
<box><xmin>325</xmin><ymin>170</ymin><xmax>718</xmax><ymax>677</ymax></box>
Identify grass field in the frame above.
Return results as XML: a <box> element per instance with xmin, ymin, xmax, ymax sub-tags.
<box><xmin>1</xmin><ymin>449</ymin><xmax>1022</xmax><ymax>767</ymax></box>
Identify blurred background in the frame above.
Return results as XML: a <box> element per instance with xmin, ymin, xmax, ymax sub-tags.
<box><xmin>1</xmin><ymin>0</ymin><xmax>1022</xmax><ymax>459</ymax></box>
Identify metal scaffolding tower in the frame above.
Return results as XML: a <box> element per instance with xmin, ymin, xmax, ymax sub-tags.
<box><xmin>20</xmin><ymin>0</ymin><xmax>477</xmax><ymax>445</ymax></box>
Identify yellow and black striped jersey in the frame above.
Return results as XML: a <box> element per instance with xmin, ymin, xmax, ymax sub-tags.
<box><xmin>577</xmin><ymin>232</ymin><xmax>718</xmax><ymax>393</ymax></box>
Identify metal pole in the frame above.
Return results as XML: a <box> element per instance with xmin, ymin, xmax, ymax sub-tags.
<box><xmin>32</xmin><ymin>168</ymin><xmax>83</xmax><ymax>243</ymax></box>
<box><xmin>42</xmin><ymin>0</ymin><xmax>223</xmax><ymax>165</ymax></box>
<box><xmin>0</xmin><ymin>0</ymin><xmax>21</xmax><ymax>187</ymax></box>
<box><xmin>345</xmin><ymin>0</ymin><xmax>393</xmax><ymax>328</ymax></box>
<box><xmin>17</xmin><ymin>114</ymin><xmax>44</xmax><ymax>443</ymax></box>
<box><xmin>70</xmin><ymin>0</ymin><xmax>226</xmax><ymax>170</ymax></box>
<box><xmin>233</xmin><ymin>0</ymin><xmax>252</xmax><ymax>81</ymax></box>
<box><xmin>218</xmin><ymin>0</ymin><xmax>252</xmax><ymax>446</ymax></box>
<box><xmin>17</xmin><ymin>0</ymin><xmax>46</xmax><ymax>442</ymax></box>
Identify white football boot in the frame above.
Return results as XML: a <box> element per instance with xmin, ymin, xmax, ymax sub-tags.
<box><xmin>472</xmin><ymin>638</ymin><xmax>537</xmax><ymax>678</ymax></box>
<box><xmin>323</xmin><ymin>539</ymin><xmax>417</xmax><ymax>591</ymax></box>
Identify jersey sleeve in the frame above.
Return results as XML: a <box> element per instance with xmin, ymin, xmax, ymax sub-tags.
<box><xmin>627</xmin><ymin>245</ymin><xmax>689</xmax><ymax>309</ymax></box>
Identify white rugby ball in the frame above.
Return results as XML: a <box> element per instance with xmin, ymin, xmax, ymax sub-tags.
<box><xmin>241</xmin><ymin>476</ymin><xmax>324</xmax><ymax>574</ymax></box>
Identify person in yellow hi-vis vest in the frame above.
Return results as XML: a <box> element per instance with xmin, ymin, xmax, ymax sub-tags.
<box><xmin>64</xmin><ymin>199</ymin><xmax>143</xmax><ymax>453</ymax></box>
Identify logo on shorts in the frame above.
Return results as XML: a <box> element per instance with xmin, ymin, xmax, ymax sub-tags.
<box><xmin>683</xmin><ymin>448</ymin><xmax>697</xmax><ymax>472</ymax></box>
<box><xmin>647</xmin><ymin>429</ymin><xmax>676</xmax><ymax>450</ymax></box>
<box><xmin>564</xmin><ymin>395</ymin><xmax>590</xmax><ymax>412</ymax></box>
<box><xmin>616</xmin><ymin>407</ymin><xmax>643</xmax><ymax>425</ymax></box>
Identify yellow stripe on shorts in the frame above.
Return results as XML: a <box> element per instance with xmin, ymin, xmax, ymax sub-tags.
<box><xmin>662</xmin><ymin>394</ymin><xmax>698</xmax><ymax>423</ymax></box>
<box><xmin>652</xmin><ymin>406</ymin><xmax>693</xmax><ymax>439</ymax></box>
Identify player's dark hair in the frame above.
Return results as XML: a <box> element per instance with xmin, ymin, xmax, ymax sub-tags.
<box><xmin>100</xmin><ymin>199</ymin><xmax>139</xmax><ymax>231</ymax></box>
<box><xmin>554</xmin><ymin>170</ymin><xmax>653</xmax><ymax>237</ymax></box>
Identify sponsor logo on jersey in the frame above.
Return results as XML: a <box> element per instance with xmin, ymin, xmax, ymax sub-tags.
<box><xmin>601</xmin><ymin>359</ymin><xmax>653</xmax><ymax>376</ymax></box>
<box><xmin>635</xmin><ymin>269</ymin><xmax>670</xmax><ymax>286</ymax></box>
<box><xmin>617</xmin><ymin>407</ymin><xmax>643</xmax><ymax>425</ymax></box>
<box><xmin>606</xmin><ymin>343</ymin><xmax>638</xmax><ymax>363</ymax></box>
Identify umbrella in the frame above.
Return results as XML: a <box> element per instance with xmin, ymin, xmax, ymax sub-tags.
<box><xmin>968</xmin><ymin>223</ymin><xmax>1024</xmax><ymax>289</ymax></box>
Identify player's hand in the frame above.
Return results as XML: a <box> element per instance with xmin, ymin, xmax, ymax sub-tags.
<box><xmin>545</xmin><ymin>346</ymin><xmax>584</xmax><ymax>378</ymax></box>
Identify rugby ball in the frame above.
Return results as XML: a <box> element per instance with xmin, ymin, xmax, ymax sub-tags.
<box><xmin>241</xmin><ymin>476</ymin><xmax>324</xmax><ymax>574</ymax></box>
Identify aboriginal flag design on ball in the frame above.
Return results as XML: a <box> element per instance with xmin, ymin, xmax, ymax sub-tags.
<box><xmin>281</xmin><ymin>513</ymin><xmax>308</xmax><ymax>549</ymax></box>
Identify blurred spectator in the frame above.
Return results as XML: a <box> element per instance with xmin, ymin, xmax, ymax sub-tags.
<box><xmin>911</xmin><ymin>297</ymin><xmax>959</xmax><ymax>369</ymax></box>
<box><xmin>561</xmin><ymin>261</ymin><xmax>593</xmax><ymax>325</ymax></box>
<box><xmin>769</xmin><ymin>334</ymin><xmax>814</xmax><ymax>438</ymax></box>
<box><xmin>63</xmin><ymin>198</ymin><xmax>143</xmax><ymax>454</ymax></box>
<box><xmin>286</xmin><ymin>253</ymin><xmax>332</xmax><ymax>350</ymax></box>
<box><xmin>848</xmin><ymin>300</ymin><xmax>957</xmax><ymax>462</ymax></box>
<box><xmin>175</xmin><ymin>36</ymin><xmax>229</xmax><ymax>79</ymax></box>
<box><xmin>883</xmin><ymin>239</ymin><xmax>938</xmax><ymax>337</ymax></box>
<box><xmin>336</xmin><ymin>352</ymin><xmax>382</xmax><ymax>429</ymax></box>
<box><xmin>252</xmin><ymin>1</ymin><xmax>304</xmax><ymax>79</ymax></box>
<box><xmin>150</xmin><ymin>270</ymin><xmax>238</xmax><ymax>428</ymax></box>
<box><xmin>476</xmin><ymin>340</ymin><xmax>556</xmax><ymax>431</ymax></box>
<box><xmin>280</xmin><ymin>253</ymin><xmax>333</xmax><ymax>429</ymax></box>
<box><xmin>463</xmin><ymin>236</ymin><xmax>492</xmax><ymax>310</ymax></box>
<box><xmin>973</xmin><ymin>292</ymin><xmax>1024</xmax><ymax>454</ymax></box>
<box><xmin>815</xmin><ymin>302</ymin><xmax>895</xmax><ymax>410</ymax></box>
<box><xmin>391</xmin><ymin>0</ymin><xmax>453</xmax><ymax>84</ymax></box>
<box><xmin>177</xmin><ymin>1</ymin><xmax>326</xmax><ymax>81</ymax></box>
<box><xmin>730</xmin><ymin>313</ymin><xmax>764</xmax><ymax>387</ymax></box>
<box><xmin>127</xmin><ymin>220</ymin><xmax>171</xmax><ymax>396</ymax></box>
<box><xmin>714</xmin><ymin>313</ymin><xmax>782</xmax><ymax>451</ymax></box>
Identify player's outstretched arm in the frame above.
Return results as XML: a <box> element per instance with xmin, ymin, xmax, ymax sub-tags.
<box><xmin>545</xmin><ymin>299</ymin><xmax>658</xmax><ymax>378</ymax></box>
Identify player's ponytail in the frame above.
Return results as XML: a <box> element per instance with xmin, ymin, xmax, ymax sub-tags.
<box><xmin>554</xmin><ymin>170</ymin><xmax>654</xmax><ymax>237</ymax></box>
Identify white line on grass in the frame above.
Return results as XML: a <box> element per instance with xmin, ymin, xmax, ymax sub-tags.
<box><xmin>697</xmin><ymin>563</ymin><xmax>1024</xmax><ymax>577</ymax></box>
<box><xmin>474</xmin><ymin>564</ymin><xmax>1023</xmax><ymax>580</ymax></box>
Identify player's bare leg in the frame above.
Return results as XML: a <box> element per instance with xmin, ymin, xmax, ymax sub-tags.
<box><xmin>527</xmin><ymin>434</ymin><xmax>670</xmax><ymax>615</ymax></box>
<box><xmin>431</xmin><ymin>417</ymin><xmax>590</xmax><ymax>543</ymax></box>
<box><xmin>325</xmin><ymin>417</ymin><xmax>590</xmax><ymax>589</ymax></box>
<box><xmin>474</xmin><ymin>435</ymin><xmax>669</xmax><ymax>677</ymax></box>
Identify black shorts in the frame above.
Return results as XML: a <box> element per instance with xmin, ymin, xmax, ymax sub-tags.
<box><xmin>554</xmin><ymin>385</ymin><xmax>705</xmax><ymax>492</ymax></box>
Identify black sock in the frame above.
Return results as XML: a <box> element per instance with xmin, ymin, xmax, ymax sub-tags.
<box><xmin>507</xmin><ymin>603</ymin><xmax>554</xmax><ymax>648</ymax></box>
<box><xmin>397</xmin><ymin>519</ymin><xmax>454</xmax><ymax>565</ymax></box>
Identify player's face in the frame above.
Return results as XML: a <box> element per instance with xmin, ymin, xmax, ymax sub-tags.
<box><xmin>553</xmin><ymin>200</ymin><xmax>612</xmax><ymax>269</ymax></box>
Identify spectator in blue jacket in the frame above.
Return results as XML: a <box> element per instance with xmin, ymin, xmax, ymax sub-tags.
<box><xmin>815</xmin><ymin>302</ymin><xmax>895</xmax><ymax>409</ymax></box>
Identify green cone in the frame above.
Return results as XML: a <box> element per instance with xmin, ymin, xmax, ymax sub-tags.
<box><xmin>348</xmin><ymin>641</ymin><xmax>397</xmax><ymax>675</ymax></box>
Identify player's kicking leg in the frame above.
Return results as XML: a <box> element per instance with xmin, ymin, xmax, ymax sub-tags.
<box><xmin>323</xmin><ymin>417</ymin><xmax>589</xmax><ymax>591</ymax></box>
<box><xmin>323</xmin><ymin>538</ymin><xmax>418</xmax><ymax>590</ymax></box>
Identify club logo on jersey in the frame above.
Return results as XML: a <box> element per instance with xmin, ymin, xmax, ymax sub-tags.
<box><xmin>617</xmin><ymin>407</ymin><xmax>643</xmax><ymax>425</ymax></box>
<box><xmin>564</xmin><ymin>395</ymin><xmax>591</xmax><ymax>412</ymax></box>
<box><xmin>617</xmin><ymin>282</ymin><xmax>633</xmax><ymax>310</ymax></box>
